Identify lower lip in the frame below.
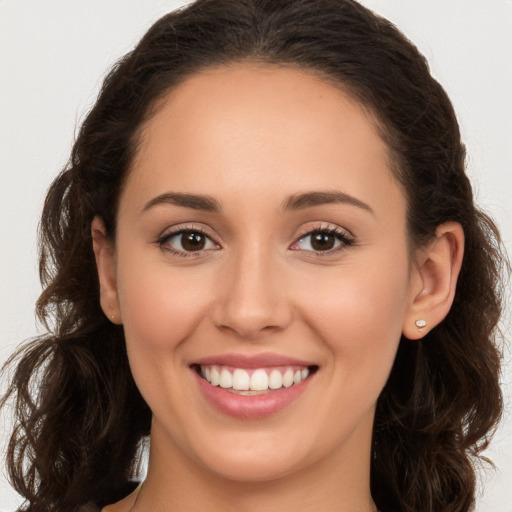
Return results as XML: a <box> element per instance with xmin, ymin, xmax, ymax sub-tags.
<box><xmin>193</xmin><ymin>370</ymin><xmax>313</xmax><ymax>420</ymax></box>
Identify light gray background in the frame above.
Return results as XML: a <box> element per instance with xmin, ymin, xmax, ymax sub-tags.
<box><xmin>1</xmin><ymin>1</ymin><xmax>511</xmax><ymax>510</ymax></box>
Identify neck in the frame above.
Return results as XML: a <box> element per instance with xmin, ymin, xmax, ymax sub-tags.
<box><xmin>135</xmin><ymin>420</ymin><xmax>377</xmax><ymax>512</ymax></box>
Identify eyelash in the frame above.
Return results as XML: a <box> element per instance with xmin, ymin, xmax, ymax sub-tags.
<box><xmin>156</xmin><ymin>225</ymin><xmax>218</xmax><ymax>258</ymax></box>
<box><xmin>156</xmin><ymin>224</ymin><xmax>355</xmax><ymax>258</ymax></box>
<box><xmin>292</xmin><ymin>226</ymin><xmax>355</xmax><ymax>257</ymax></box>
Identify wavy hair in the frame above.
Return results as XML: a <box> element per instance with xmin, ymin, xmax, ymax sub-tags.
<box><xmin>2</xmin><ymin>1</ymin><xmax>507</xmax><ymax>511</ymax></box>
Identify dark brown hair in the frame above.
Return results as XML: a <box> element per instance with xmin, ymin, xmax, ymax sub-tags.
<box><xmin>2</xmin><ymin>1</ymin><xmax>507</xmax><ymax>511</ymax></box>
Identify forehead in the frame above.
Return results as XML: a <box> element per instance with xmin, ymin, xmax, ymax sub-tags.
<box><xmin>136</xmin><ymin>64</ymin><xmax>385</xmax><ymax>164</ymax></box>
<box><xmin>126</xmin><ymin>64</ymin><xmax>404</xmax><ymax>221</ymax></box>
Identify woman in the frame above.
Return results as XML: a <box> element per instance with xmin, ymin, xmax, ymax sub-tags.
<box><xmin>1</xmin><ymin>1</ymin><xmax>508</xmax><ymax>511</ymax></box>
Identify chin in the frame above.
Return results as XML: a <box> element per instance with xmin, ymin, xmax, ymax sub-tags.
<box><xmin>182</xmin><ymin>424</ymin><xmax>324</xmax><ymax>484</ymax></box>
<box><xmin>199</xmin><ymin>449</ymin><xmax>307</xmax><ymax>483</ymax></box>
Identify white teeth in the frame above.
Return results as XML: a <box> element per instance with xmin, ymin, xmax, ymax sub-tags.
<box><xmin>282</xmin><ymin>369</ymin><xmax>294</xmax><ymax>388</ymax></box>
<box><xmin>250</xmin><ymin>369</ymin><xmax>269</xmax><ymax>391</ymax></box>
<box><xmin>210</xmin><ymin>367</ymin><xmax>220</xmax><ymax>386</ymax></box>
<box><xmin>232</xmin><ymin>369</ymin><xmax>250</xmax><ymax>390</ymax></box>
<box><xmin>268</xmin><ymin>369</ymin><xmax>283</xmax><ymax>389</ymax></box>
<box><xmin>199</xmin><ymin>364</ymin><xmax>313</xmax><ymax>392</ymax></box>
<box><xmin>219</xmin><ymin>369</ymin><xmax>232</xmax><ymax>389</ymax></box>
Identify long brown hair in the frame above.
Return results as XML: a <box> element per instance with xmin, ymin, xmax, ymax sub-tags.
<box><xmin>2</xmin><ymin>1</ymin><xmax>507</xmax><ymax>511</ymax></box>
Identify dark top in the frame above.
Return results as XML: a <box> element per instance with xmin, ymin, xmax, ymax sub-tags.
<box><xmin>80</xmin><ymin>482</ymin><xmax>140</xmax><ymax>512</ymax></box>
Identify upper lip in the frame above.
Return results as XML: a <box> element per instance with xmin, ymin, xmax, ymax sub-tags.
<box><xmin>191</xmin><ymin>352</ymin><xmax>316</xmax><ymax>369</ymax></box>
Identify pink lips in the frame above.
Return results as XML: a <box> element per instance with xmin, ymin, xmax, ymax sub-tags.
<box><xmin>192</xmin><ymin>352</ymin><xmax>315</xmax><ymax>369</ymax></box>
<box><xmin>190</xmin><ymin>352</ymin><xmax>316</xmax><ymax>420</ymax></box>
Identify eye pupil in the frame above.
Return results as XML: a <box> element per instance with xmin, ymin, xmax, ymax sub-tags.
<box><xmin>182</xmin><ymin>232</ymin><xmax>205</xmax><ymax>251</ymax></box>
<box><xmin>311</xmin><ymin>231</ymin><xmax>335</xmax><ymax>251</ymax></box>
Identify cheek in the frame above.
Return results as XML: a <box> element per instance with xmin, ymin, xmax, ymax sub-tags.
<box><xmin>116</xmin><ymin>257</ymin><xmax>213</xmax><ymax>351</ymax></box>
<box><xmin>294</xmin><ymin>265</ymin><xmax>409</xmax><ymax>441</ymax></box>
<box><xmin>295</xmin><ymin>252</ymin><xmax>410</xmax><ymax>380</ymax></box>
<box><xmin>114</xmin><ymin>257</ymin><xmax>216</xmax><ymax>420</ymax></box>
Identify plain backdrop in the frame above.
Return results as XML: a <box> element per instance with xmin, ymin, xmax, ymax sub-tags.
<box><xmin>1</xmin><ymin>1</ymin><xmax>511</xmax><ymax>510</ymax></box>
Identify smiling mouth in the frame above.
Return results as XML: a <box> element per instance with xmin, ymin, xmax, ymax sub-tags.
<box><xmin>191</xmin><ymin>364</ymin><xmax>319</xmax><ymax>395</ymax></box>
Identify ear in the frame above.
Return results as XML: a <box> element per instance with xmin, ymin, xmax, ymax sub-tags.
<box><xmin>91</xmin><ymin>216</ymin><xmax>122</xmax><ymax>324</ymax></box>
<box><xmin>402</xmin><ymin>222</ymin><xmax>464</xmax><ymax>340</ymax></box>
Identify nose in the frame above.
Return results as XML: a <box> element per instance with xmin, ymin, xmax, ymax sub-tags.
<box><xmin>212</xmin><ymin>242</ymin><xmax>293</xmax><ymax>339</ymax></box>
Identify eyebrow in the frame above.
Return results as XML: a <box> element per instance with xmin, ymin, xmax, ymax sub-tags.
<box><xmin>142</xmin><ymin>190</ymin><xmax>373</xmax><ymax>215</ymax></box>
<box><xmin>282</xmin><ymin>191</ymin><xmax>374</xmax><ymax>214</ymax></box>
<box><xmin>142</xmin><ymin>192</ymin><xmax>221</xmax><ymax>213</ymax></box>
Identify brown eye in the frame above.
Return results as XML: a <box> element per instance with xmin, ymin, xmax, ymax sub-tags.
<box><xmin>310</xmin><ymin>231</ymin><xmax>336</xmax><ymax>251</ymax></box>
<box><xmin>159</xmin><ymin>229</ymin><xmax>219</xmax><ymax>254</ymax></box>
<box><xmin>291</xmin><ymin>227</ymin><xmax>353</xmax><ymax>254</ymax></box>
<box><xmin>181</xmin><ymin>232</ymin><xmax>206</xmax><ymax>251</ymax></box>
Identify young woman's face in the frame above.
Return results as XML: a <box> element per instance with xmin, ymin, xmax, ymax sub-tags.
<box><xmin>110</xmin><ymin>65</ymin><xmax>421</xmax><ymax>482</ymax></box>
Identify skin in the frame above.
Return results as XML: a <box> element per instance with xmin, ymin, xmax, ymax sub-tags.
<box><xmin>94</xmin><ymin>65</ymin><xmax>463</xmax><ymax>512</ymax></box>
